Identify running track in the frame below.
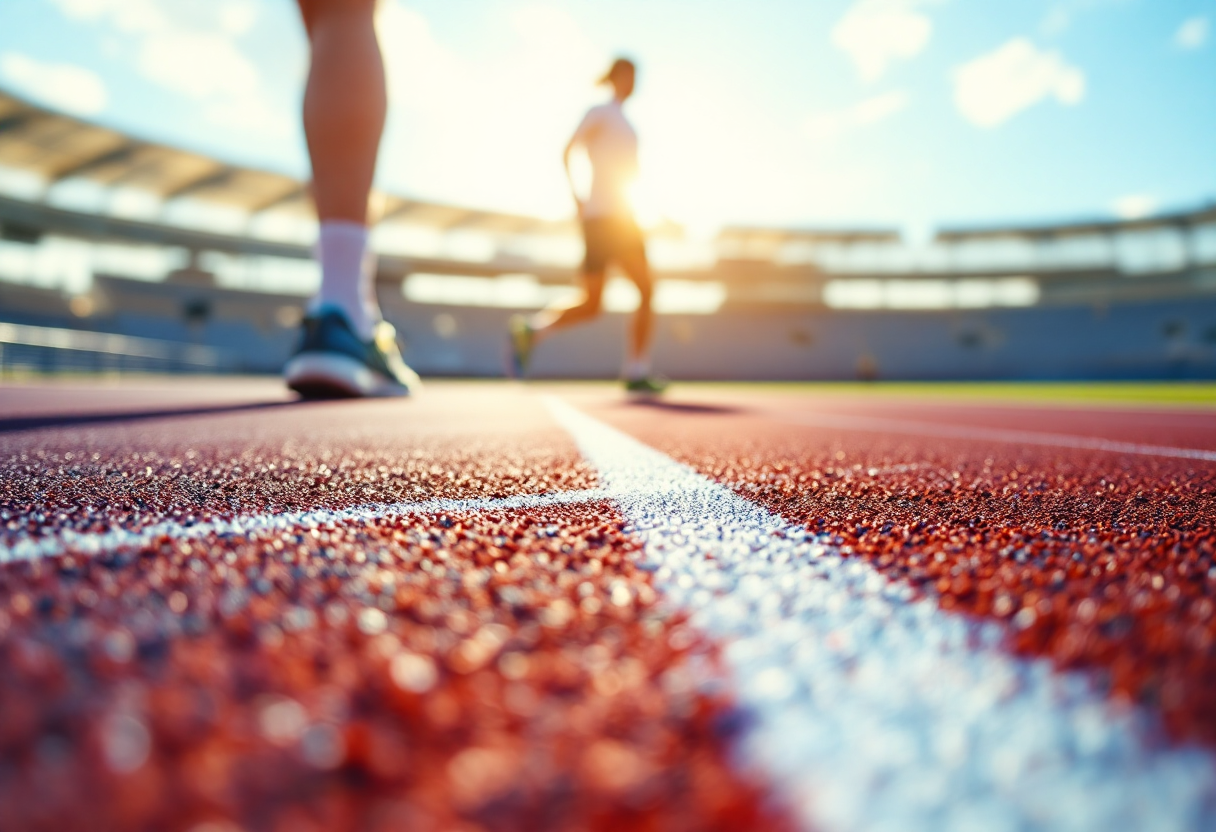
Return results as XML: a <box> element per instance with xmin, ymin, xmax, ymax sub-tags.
<box><xmin>0</xmin><ymin>380</ymin><xmax>1213</xmax><ymax>831</ymax></box>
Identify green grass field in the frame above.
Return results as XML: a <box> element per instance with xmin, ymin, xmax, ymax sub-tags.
<box><xmin>4</xmin><ymin>375</ymin><xmax>1215</xmax><ymax>410</ymax></box>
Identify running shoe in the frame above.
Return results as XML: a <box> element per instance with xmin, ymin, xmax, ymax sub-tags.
<box><xmin>624</xmin><ymin>376</ymin><xmax>669</xmax><ymax>395</ymax></box>
<box><xmin>508</xmin><ymin>315</ymin><xmax>535</xmax><ymax>378</ymax></box>
<box><xmin>285</xmin><ymin>308</ymin><xmax>420</xmax><ymax>399</ymax></box>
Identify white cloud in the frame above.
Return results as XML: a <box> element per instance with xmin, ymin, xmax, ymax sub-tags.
<box><xmin>1041</xmin><ymin>0</ymin><xmax>1134</xmax><ymax>38</ymax></box>
<box><xmin>373</xmin><ymin>0</ymin><xmax>892</xmax><ymax>229</ymax></box>
<box><xmin>205</xmin><ymin>95</ymin><xmax>292</xmax><ymax>139</ymax></box>
<box><xmin>954</xmin><ymin>38</ymin><xmax>1085</xmax><ymax>128</ymax></box>
<box><xmin>46</xmin><ymin>0</ymin><xmax>288</xmax><ymax>137</ymax></box>
<box><xmin>49</xmin><ymin>0</ymin><xmax>167</xmax><ymax>34</ymax></box>
<box><xmin>374</xmin><ymin>1</ymin><xmax>607</xmax><ymax>217</ymax></box>
<box><xmin>370</xmin><ymin>1</ymin><xmax>868</xmax><ymax>228</ymax></box>
<box><xmin>138</xmin><ymin>31</ymin><xmax>259</xmax><ymax>100</ymax></box>
<box><xmin>1112</xmin><ymin>194</ymin><xmax>1156</xmax><ymax>220</ymax></box>
<box><xmin>832</xmin><ymin>0</ymin><xmax>935</xmax><ymax>82</ymax></box>
<box><xmin>852</xmin><ymin>90</ymin><xmax>911</xmax><ymax>124</ymax></box>
<box><xmin>219</xmin><ymin>0</ymin><xmax>258</xmax><ymax>36</ymax></box>
<box><xmin>1175</xmin><ymin>16</ymin><xmax>1209</xmax><ymax>50</ymax></box>
<box><xmin>0</xmin><ymin>52</ymin><xmax>108</xmax><ymax>115</ymax></box>
<box><xmin>803</xmin><ymin>90</ymin><xmax>910</xmax><ymax>141</ymax></box>
<box><xmin>1041</xmin><ymin>8</ymin><xmax>1072</xmax><ymax>37</ymax></box>
<box><xmin>510</xmin><ymin>4</ymin><xmax>593</xmax><ymax>50</ymax></box>
<box><xmin>22</xmin><ymin>0</ymin><xmax>912</xmax><ymax>228</ymax></box>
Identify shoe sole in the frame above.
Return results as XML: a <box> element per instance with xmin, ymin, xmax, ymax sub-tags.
<box><xmin>624</xmin><ymin>379</ymin><xmax>669</xmax><ymax>397</ymax></box>
<box><xmin>285</xmin><ymin>353</ymin><xmax>414</xmax><ymax>399</ymax></box>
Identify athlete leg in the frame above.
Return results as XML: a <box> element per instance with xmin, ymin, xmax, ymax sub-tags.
<box><xmin>297</xmin><ymin>0</ymin><xmax>384</xmax><ymax>338</ymax></box>
<box><xmin>530</xmin><ymin>271</ymin><xmax>606</xmax><ymax>339</ymax></box>
<box><xmin>286</xmin><ymin>0</ymin><xmax>419</xmax><ymax>398</ymax></box>
<box><xmin>618</xmin><ymin>246</ymin><xmax>654</xmax><ymax>376</ymax></box>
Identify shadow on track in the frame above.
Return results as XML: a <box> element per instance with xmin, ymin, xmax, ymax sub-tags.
<box><xmin>619</xmin><ymin>399</ymin><xmax>744</xmax><ymax>415</ymax></box>
<box><xmin>0</xmin><ymin>399</ymin><xmax>316</xmax><ymax>434</ymax></box>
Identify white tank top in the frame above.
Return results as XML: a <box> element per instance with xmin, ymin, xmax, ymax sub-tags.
<box><xmin>572</xmin><ymin>100</ymin><xmax>638</xmax><ymax>220</ymax></box>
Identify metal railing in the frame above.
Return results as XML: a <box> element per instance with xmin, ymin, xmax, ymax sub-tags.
<box><xmin>0</xmin><ymin>321</ymin><xmax>221</xmax><ymax>376</ymax></box>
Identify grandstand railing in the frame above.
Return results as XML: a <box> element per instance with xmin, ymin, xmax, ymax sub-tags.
<box><xmin>0</xmin><ymin>321</ymin><xmax>221</xmax><ymax>376</ymax></box>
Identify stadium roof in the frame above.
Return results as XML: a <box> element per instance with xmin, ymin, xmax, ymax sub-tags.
<box><xmin>717</xmin><ymin>226</ymin><xmax>901</xmax><ymax>246</ymax></box>
<box><xmin>718</xmin><ymin>205</ymin><xmax>1216</xmax><ymax>250</ymax></box>
<box><xmin>934</xmin><ymin>204</ymin><xmax>1216</xmax><ymax>243</ymax></box>
<box><xmin>0</xmin><ymin>88</ymin><xmax>571</xmax><ymax>236</ymax></box>
<box><xmin>0</xmin><ymin>86</ymin><xmax>1212</xmax><ymax>259</ymax></box>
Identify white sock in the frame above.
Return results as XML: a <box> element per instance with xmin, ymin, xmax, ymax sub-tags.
<box><xmin>623</xmin><ymin>356</ymin><xmax>651</xmax><ymax>381</ymax></box>
<box><xmin>309</xmin><ymin>221</ymin><xmax>381</xmax><ymax>340</ymax></box>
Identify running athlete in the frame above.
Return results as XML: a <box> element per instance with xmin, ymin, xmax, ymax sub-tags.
<box><xmin>284</xmin><ymin>0</ymin><xmax>420</xmax><ymax>398</ymax></box>
<box><xmin>510</xmin><ymin>58</ymin><xmax>667</xmax><ymax>394</ymax></box>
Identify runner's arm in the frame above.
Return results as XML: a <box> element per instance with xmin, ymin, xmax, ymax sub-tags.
<box><xmin>565</xmin><ymin>111</ymin><xmax>599</xmax><ymax>218</ymax></box>
<box><xmin>563</xmin><ymin>136</ymin><xmax>584</xmax><ymax>218</ymax></box>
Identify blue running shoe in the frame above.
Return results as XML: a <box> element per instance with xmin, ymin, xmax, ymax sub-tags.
<box><xmin>285</xmin><ymin>308</ymin><xmax>421</xmax><ymax>399</ymax></box>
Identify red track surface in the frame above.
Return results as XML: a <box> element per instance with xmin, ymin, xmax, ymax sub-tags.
<box><xmin>0</xmin><ymin>382</ymin><xmax>786</xmax><ymax>832</ymax></box>
<box><xmin>1</xmin><ymin>379</ymin><xmax>1214</xmax><ymax>831</ymax></box>
<box><xmin>576</xmin><ymin>389</ymin><xmax>1216</xmax><ymax>747</ymax></box>
<box><xmin>0</xmin><ymin>384</ymin><xmax>594</xmax><ymax>532</ymax></box>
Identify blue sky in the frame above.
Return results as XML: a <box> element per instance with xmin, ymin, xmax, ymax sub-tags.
<box><xmin>0</xmin><ymin>0</ymin><xmax>1212</xmax><ymax>233</ymax></box>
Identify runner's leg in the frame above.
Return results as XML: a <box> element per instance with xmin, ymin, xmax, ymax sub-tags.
<box><xmin>529</xmin><ymin>219</ymin><xmax>608</xmax><ymax>342</ymax></box>
<box><xmin>530</xmin><ymin>272</ymin><xmax>606</xmax><ymax>339</ymax></box>
<box><xmin>618</xmin><ymin>238</ymin><xmax>654</xmax><ymax>379</ymax></box>
<box><xmin>298</xmin><ymin>0</ymin><xmax>384</xmax><ymax>339</ymax></box>
<box><xmin>287</xmin><ymin>0</ymin><xmax>419</xmax><ymax>398</ymax></box>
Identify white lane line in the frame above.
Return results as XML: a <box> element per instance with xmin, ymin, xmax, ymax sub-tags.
<box><xmin>547</xmin><ymin>397</ymin><xmax>1216</xmax><ymax>832</ymax></box>
<box><xmin>778</xmin><ymin>411</ymin><xmax>1216</xmax><ymax>463</ymax></box>
<box><xmin>0</xmin><ymin>488</ymin><xmax>608</xmax><ymax>564</ymax></box>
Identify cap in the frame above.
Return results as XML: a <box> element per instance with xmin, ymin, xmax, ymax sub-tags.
<box><xmin>597</xmin><ymin>57</ymin><xmax>636</xmax><ymax>85</ymax></box>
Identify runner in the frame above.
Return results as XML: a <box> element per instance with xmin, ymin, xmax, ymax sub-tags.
<box><xmin>284</xmin><ymin>0</ymin><xmax>421</xmax><ymax>399</ymax></box>
<box><xmin>510</xmin><ymin>58</ymin><xmax>667</xmax><ymax>394</ymax></box>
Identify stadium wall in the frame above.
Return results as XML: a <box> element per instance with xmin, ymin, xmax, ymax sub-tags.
<box><xmin>2</xmin><ymin>272</ymin><xmax>1215</xmax><ymax>381</ymax></box>
<box><xmin>383</xmin><ymin>293</ymin><xmax>1216</xmax><ymax>382</ymax></box>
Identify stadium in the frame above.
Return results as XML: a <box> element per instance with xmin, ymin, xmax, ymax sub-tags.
<box><xmin>2</xmin><ymin>89</ymin><xmax>1214</xmax><ymax>380</ymax></box>
<box><xmin>1</xmin><ymin>2</ymin><xmax>1215</xmax><ymax>831</ymax></box>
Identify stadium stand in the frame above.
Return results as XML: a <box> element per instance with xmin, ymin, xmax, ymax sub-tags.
<box><xmin>1</xmin><ymin>88</ymin><xmax>1214</xmax><ymax>380</ymax></box>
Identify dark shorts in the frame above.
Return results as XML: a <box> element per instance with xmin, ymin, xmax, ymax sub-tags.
<box><xmin>582</xmin><ymin>217</ymin><xmax>647</xmax><ymax>275</ymax></box>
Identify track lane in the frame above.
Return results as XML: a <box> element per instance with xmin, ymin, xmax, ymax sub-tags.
<box><xmin>0</xmin><ymin>382</ymin><xmax>790</xmax><ymax>832</ymax></box>
<box><xmin>0</xmin><ymin>379</ymin><xmax>294</xmax><ymax>421</ymax></box>
<box><xmin>629</xmin><ymin>388</ymin><xmax>1216</xmax><ymax>451</ymax></box>
<box><xmin>574</xmin><ymin>389</ymin><xmax>1216</xmax><ymax>752</ymax></box>
<box><xmin>4</xmin><ymin>380</ymin><xmax>1214</xmax><ymax>831</ymax></box>
<box><xmin>0</xmin><ymin>384</ymin><xmax>598</xmax><ymax>548</ymax></box>
<box><xmin>550</xmin><ymin>396</ymin><xmax>1216</xmax><ymax>832</ymax></box>
<box><xmin>776</xmin><ymin>410</ymin><xmax>1216</xmax><ymax>462</ymax></box>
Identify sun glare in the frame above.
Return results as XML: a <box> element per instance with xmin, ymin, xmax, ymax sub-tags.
<box><xmin>627</xmin><ymin>180</ymin><xmax>664</xmax><ymax>231</ymax></box>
